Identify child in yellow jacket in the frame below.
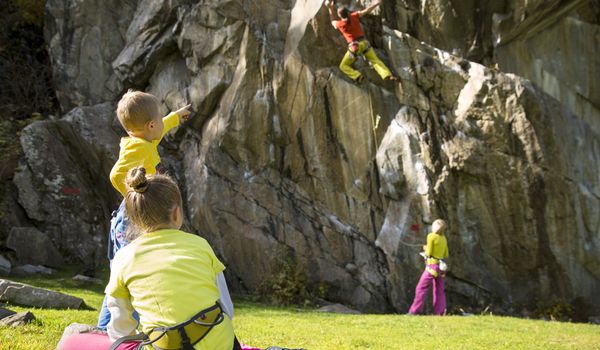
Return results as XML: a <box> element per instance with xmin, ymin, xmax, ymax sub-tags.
<box><xmin>98</xmin><ymin>90</ymin><xmax>190</xmax><ymax>329</ymax></box>
<box><xmin>109</xmin><ymin>90</ymin><xmax>190</xmax><ymax>197</ymax></box>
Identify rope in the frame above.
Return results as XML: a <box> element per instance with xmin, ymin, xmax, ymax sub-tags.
<box><xmin>367</xmin><ymin>92</ymin><xmax>424</xmax><ymax>250</ymax></box>
<box><xmin>287</xmin><ymin>63</ymin><xmax>306</xmax><ymax>124</ymax></box>
<box><xmin>368</xmin><ymin>94</ymin><xmax>377</xmax><ymax>149</ymax></box>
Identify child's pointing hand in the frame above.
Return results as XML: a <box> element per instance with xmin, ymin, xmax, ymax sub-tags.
<box><xmin>174</xmin><ymin>104</ymin><xmax>192</xmax><ymax>122</ymax></box>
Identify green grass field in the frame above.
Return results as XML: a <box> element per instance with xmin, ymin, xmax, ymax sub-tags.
<box><xmin>1</xmin><ymin>271</ymin><xmax>599</xmax><ymax>350</ymax></box>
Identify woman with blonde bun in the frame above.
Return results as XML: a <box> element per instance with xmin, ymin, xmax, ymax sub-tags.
<box><xmin>60</xmin><ymin>167</ymin><xmax>237</xmax><ymax>350</ymax></box>
<box><xmin>408</xmin><ymin>219</ymin><xmax>449</xmax><ymax>315</ymax></box>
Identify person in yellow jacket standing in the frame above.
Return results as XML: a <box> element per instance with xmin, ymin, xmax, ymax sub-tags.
<box><xmin>408</xmin><ymin>219</ymin><xmax>449</xmax><ymax>315</ymax></box>
<box><xmin>326</xmin><ymin>0</ymin><xmax>397</xmax><ymax>83</ymax></box>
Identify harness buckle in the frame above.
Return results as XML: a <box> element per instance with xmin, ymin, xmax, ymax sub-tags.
<box><xmin>347</xmin><ymin>39</ymin><xmax>371</xmax><ymax>61</ymax></box>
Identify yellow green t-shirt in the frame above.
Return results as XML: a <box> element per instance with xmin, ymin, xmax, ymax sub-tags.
<box><xmin>109</xmin><ymin>112</ymin><xmax>180</xmax><ymax>197</ymax></box>
<box><xmin>425</xmin><ymin>232</ymin><xmax>448</xmax><ymax>259</ymax></box>
<box><xmin>105</xmin><ymin>229</ymin><xmax>234</xmax><ymax>350</ymax></box>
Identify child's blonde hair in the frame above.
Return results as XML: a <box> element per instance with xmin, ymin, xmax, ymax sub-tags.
<box><xmin>116</xmin><ymin>90</ymin><xmax>160</xmax><ymax>131</ymax></box>
<box><xmin>125</xmin><ymin>167</ymin><xmax>182</xmax><ymax>234</ymax></box>
<box><xmin>432</xmin><ymin>219</ymin><xmax>447</xmax><ymax>234</ymax></box>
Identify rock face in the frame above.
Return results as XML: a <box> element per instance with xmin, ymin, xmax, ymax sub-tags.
<box><xmin>7</xmin><ymin>227</ymin><xmax>64</xmax><ymax>267</ymax></box>
<box><xmin>0</xmin><ymin>280</ymin><xmax>84</xmax><ymax>309</ymax></box>
<box><xmin>494</xmin><ymin>1</ymin><xmax>600</xmax><ymax>135</ymax></box>
<box><xmin>386</xmin><ymin>0</ymin><xmax>600</xmax><ymax>139</ymax></box>
<box><xmin>383</xmin><ymin>0</ymin><xmax>508</xmax><ymax>62</ymax></box>
<box><xmin>0</xmin><ymin>255</ymin><xmax>11</xmax><ymax>275</ymax></box>
<box><xmin>44</xmin><ymin>0</ymin><xmax>138</xmax><ymax>110</ymax></box>
<box><xmin>383</xmin><ymin>0</ymin><xmax>588</xmax><ymax>63</ymax></box>
<box><xmin>8</xmin><ymin>0</ymin><xmax>596</xmax><ymax>314</ymax></box>
<box><xmin>12</xmin><ymin>105</ymin><xmax>120</xmax><ymax>266</ymax></box>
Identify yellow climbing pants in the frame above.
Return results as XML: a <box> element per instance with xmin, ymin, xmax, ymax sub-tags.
<box><xmin>339</xmin><ymin>40</ymin><xmax>392</xmax><ymax>81</ymax></box>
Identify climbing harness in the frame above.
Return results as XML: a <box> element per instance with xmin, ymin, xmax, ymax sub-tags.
<box><xmin>347</xmin><ymin>37</ymin><xmax>369</xmax><ymax>57</ymax></box>
<box><xmin>419</xmin><ymin>252</ymin><xmax>447</xmax><ymax>277</ymax></box>
<box><xmin>109</xmin><ymin>303</ymin><xmax>225</xmax><ymax>350</ymax></box>
<box><xmin>347</xmin><ymin>38</ymin><xmax>373</xmax><ymax>69</ymax></box>
<box><xmin>425</xmin><ymin>265</ymin><xmax>439</xmax><ymax>277</ymax></box>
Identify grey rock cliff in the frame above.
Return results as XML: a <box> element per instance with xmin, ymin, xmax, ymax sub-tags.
<box><xmin>7</xmin><ymin>0</ymin><xmax>596</xmax><ymax>314</ymax></box>
<box><xmin>7</xmin><ymin>227</ymin><xmax>64</xmax><ymax>267</ymax></box>
<box><xmin>12</xmin><ymin>112</ymin><xmax>118</xmax><ymax>265</ymax></box>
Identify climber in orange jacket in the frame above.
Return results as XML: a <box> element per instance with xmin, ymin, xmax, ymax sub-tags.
<box><xmin>326</xmin><ymin>0</ymin><xmax>397</xmax><ymax>83</ymax></box>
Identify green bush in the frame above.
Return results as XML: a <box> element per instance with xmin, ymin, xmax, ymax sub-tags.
<box><xmin>14</xmin><ymin>0</ymin><xmax>46</xmax><ymax>26</ymax></box>
<box><xmin>0</xmin><ymin>0</ymin><xmax>58</xmax><ymax>119</ymax></box>
<box><xmin>260</xmin><ymin>248</ymin><xmax>311</xmax><ymax>306</ymax></box>
<box><xmin>534</xmin><ymin>299</ymin><xmax>574</xmax><ymax>322</ymax></box>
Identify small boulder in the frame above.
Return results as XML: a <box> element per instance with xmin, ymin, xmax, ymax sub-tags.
<box><xmin>317</xmin><ymin>303</ymin><xmax>361</xmax><ymax>314</ymax></box>
<box><xmin>55</xmin><ymin>323</ymin><xmax>104</xmax><ymax>350</ymax></box>
<box><xmin>0</xmin><ymin>311</ymin><xmax>35</xmax><ymax>327</ymax></box>
<box><xmin>72</xmin><ymin>274</ymin><xmax>102</xmax><ymax>284</ymax></box>
<box><xmin>6</xmin><ymin>227</ymin><xmax>64</xmax><ymax>267</ymax></box>
<box><xmin>589</xmin><ymin>316</ymin><xmax>600</xmax><ymax>325</ymax></box>
<box><xmin>0</xmin><ymin>307</ymin><xmax>16</xmax><ymax>320</ymax></box>
<box><xmin>0</xmin><ymin>255</ymin><xmax>11</xmax><ymax>275</ymax></box>
<box><xmin>11</xmin><ymin>264</ymin><xmax>56</xmax><ymax>276</ymax></box>
<box><xmin>0</xmin><ymin>279</ymin><xmax>83</xmax><ymax>309</ymax></box>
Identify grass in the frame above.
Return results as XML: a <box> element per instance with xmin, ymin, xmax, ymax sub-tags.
<box><xmin>1</xmin><ymin>269</ymin><xmax>599</xmax><ymax>350</ymax></box>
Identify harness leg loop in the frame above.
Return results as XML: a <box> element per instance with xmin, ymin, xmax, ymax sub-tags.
<box><xmin>178</xmin><ymin>327</ymin><xmax>195</xmax><ymax>350</ymax></box>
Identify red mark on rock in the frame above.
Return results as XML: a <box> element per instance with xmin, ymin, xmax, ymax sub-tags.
<box><xmin>410</xmin><ymin>223</ymin><xmax>421</xmax><ymax>232</ymax></box>
<box><xmin>61</xmin><ymin>187</ymin><xmax>81</xmax><ymax>196</ymax></box>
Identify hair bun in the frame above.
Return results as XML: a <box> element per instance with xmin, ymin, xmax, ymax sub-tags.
<box><xmin>126</xmin><ymin>167</ymin><xmax>149</xmax><ymax>193</ymax></box>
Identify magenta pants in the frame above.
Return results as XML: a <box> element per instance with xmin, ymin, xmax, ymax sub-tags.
<box><xmin>408</xmin><ymin>264</ymin><xmax>446</xmax><ymax>315</ymax></box>
<box><xmin>59</xmin><ymin>333</ymin><xmax>139</xmax><ymax>350</ymax></box>
<box><xmin>60</xmin><ymin>333</ymin><xmax>260</xmax><ymax>350</ymax></box>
